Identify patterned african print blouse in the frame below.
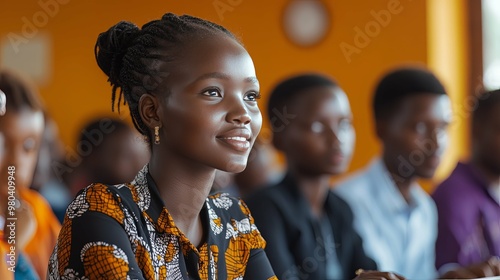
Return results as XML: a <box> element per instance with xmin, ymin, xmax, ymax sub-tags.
<box><xmin>48</xmin><ymin>165</ymin><xmax>277</xmax><ymax>280</ymax></box>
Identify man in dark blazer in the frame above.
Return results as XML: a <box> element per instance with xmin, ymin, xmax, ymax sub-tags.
<box><xmin>246</xmin><ymin>74</ymin><xmax>377</xmax><ymax>280</ymax></box>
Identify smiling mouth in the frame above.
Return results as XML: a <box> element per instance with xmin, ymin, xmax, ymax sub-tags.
<box><xmin>217</xmin><ymin>136</ymin><xmax>251</xmax><ymax>152</ymax></box>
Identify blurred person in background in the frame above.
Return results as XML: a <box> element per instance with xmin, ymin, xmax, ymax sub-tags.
<box><xmin>335</xmin><ymin>67</ymin><xmax>500</xmax><ymax>279</ymax></box>
<box><xmin>63</xmin><ymin>117</ymin><xmax>150</xmax><ymax>198</ymax></box>
<box><xmin>247</xmin><ymin>73</ymin><xmax>388</xmax><ymax>280</ymax></box>
<box><xmin>30</xmin><ymin>113</ymin><xmax>71</xmax><ymax>223</ymax></box>
<box><xmin>433</xmin><ymin>89</ymin><xmax>500</xmax><ymax>271</ymax></box>
<box><xmin>0</xmin><ymin>70</ymin><xmax>60</xmax><ymax>279</ymax></box>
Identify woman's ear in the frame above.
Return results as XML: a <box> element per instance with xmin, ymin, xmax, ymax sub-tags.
<box><xmin>139</xmin><ymin>93</ymin><xmax>161</xmax><ymax>130</ymax></box>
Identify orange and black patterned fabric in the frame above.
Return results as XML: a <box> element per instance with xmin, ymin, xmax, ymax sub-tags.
<box><xmin>48</xmin><ymin>165</ymin><xmax>277</xmax><ymax>280</ymax></box>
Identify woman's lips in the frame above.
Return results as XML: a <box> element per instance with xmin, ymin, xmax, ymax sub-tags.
<box><xmin>217</xmin><ymin>136</ymin><xmax>251</xmax><ymax>152</ymax></box>
<box><xmin>217</xmin><ymin>128</ymin><xmax>252</xmax><ymax>152</ymax></box>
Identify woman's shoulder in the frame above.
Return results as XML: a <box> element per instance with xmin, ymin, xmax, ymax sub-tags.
<box><xmin>206</xmin><ymin>192</ymin><xmax>246</xmax><ymax>214</ymax></box>
<box><xmin>206</xmin><ymin>192</ymin><xmax>265</xmax><ymax>248</ymax></box>
<box><xmin>77</xmin><ymin>182</ymin><xmax>139</xmax><ymax>200</ymax></box>
<box><xmin>65</xmin><ymin>182</ymin><xmax>137</xmax><ymax>223</ymax></box>
<box><xmin>206</xmin><ymin>192</ymin><xmax>258</xmax><ymax>223</ymax></box>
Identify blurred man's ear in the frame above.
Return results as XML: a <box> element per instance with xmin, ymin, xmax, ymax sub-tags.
<box><xmin>375</xmin><ymin>119</ymin><xmax>388</xmax><ymax>142</ymax></box>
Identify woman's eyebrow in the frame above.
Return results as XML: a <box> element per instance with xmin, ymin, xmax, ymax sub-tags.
<box><xmin>194</xmin><ymin>72</ymin><xmax>258</xmax><ymax>84</ymax></box>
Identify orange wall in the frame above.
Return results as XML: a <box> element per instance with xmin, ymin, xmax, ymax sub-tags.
<box><xmin>427</xmin><ymin>0</ymin><xmax>470</xmax><ymax>185</ymax></box>
<box><xmin>1</xmin><ymin>0</ymin><xmax>432</xmax><ymax>180</ymax></box>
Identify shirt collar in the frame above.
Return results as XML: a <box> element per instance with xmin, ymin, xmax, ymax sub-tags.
<box><xmin>131</xmin><ymin>164</ymin><xmax>205</xmax><ymax>255</ymax></box>
<box><xmin>367</xmin><ymin>158</ymin><xmax>423</xmax><ymax>213</ymax></box>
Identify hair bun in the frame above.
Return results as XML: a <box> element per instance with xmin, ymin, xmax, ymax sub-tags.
<box><xmin>94</xmin><ymin>21</ymin><xmax>140</xmax><ymax>86</ymax></box>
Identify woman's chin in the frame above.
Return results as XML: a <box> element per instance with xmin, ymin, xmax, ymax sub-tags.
<box><xmin>219</xmin><ymin>160</ymin><xmax>247</xmax><ymax>174</ymax></box>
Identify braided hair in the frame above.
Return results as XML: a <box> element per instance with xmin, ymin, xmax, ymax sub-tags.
<box><xmin>94</xmin><ymin>13</ymin><xmax>238</xmax><ymax>142</ymax></box>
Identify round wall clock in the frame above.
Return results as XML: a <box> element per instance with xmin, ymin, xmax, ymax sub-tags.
<box><xmin>282</xmin><ymin>0</ymin><xmax>331</xmax><ymax>47</ymax></box>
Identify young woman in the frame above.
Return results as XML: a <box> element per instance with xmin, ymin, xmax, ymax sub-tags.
<box><xmin>48</xmin><ymin>13</ymin><xmax>277</xmax><ymax>280</ymax></box>
<box><xmin>0</xmin><ymin>70</ymin><xmax>61</xmax><ymax>280</ymax></box>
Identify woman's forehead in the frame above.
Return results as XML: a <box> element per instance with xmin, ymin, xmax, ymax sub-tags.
<box><xmin>0</xmin><ymin>90</ymin><xmax>6</xmax><ymax>116</ymax></box>
<box><xmin>158</xmin><ymin>38</ymin><xmax>255</xmax><ymax>85</ymax></box>
<box><xmin>0</xmin><ymin>109</ymin><xmax>44</xmax><ymax>132</ymax></box>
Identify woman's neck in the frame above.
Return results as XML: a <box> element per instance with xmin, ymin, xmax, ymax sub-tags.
<box><xmin>148</xmin><ymin>150</ymin><xmax>215</xmax><ymax>246</ymax></box>
<box><xmin>290</xmin><ymin>170</ymin><xmax>331</xmax><ymax>218</ymax></box>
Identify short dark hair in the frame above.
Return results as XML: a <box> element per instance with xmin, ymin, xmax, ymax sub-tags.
<box><xmin>78</xmin><ymin>117</ymin><xmax>131</xmax><ymax>152</ymax></box>
<box><xmin>0</xmin><ymin>70</ymin><xmax>44</xmax><ymax>113</ymax></box>
<box><xmin>267</xmin><ymin>73</ymin><xmax>338</xmax><ymax>126</ymax></box>
<box><xmin>472</xmin><ymin>89</ymin><xmax>500</xmax><ymax>123</ymax></box>
<box><xmin>94</xmin><ymin>13</ymin><xmax>238</xmax><ymax>143</ymax></box>
<box><xmin>373</xmin><ymin>67</ymin><xmax>447</xmax><ymax>120</ymax></box>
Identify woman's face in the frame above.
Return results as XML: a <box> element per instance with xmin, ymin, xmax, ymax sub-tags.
<box><xmin>154</xmin><ymin>35</ymin><xmax>262</xmax><ymax>173</ymax></box>
<box><xmin>0</xmin><ymin>109</ymin><xmax>44</xmax><ymax>197</ymax></box>
<box><xmin>0</xmin><ymin>132</ymin><xmax>4</xmax><ymax>167</ymax></box>
<box><xmin>0</xmin><ymin>90</ymin><xmax>6</xmax><ymax>116</ymax></box>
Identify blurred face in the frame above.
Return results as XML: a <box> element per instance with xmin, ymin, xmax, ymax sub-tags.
<box><xmin>90</xmin><ymin>128</ymin><xmax>149</xmax><ymax>185</ymax></box>
<box><xmin>379</xmin><ymin>93</ymin><xmax>451</xmax><ymax>179</ymax></box>
<box><xmin>156</xmin><ymin>35</ymin><xmax>262</xmax><ymax>173</ymax></box>
<box><xmin>31</xmin><ymin>118</ymin><xmax>64</xmax><ymax>191</ymax></box>
<box><xmin>0</xmin><ymin>133</ymin><xmax>4</xmax><ymax>165</ymax></box>
<box><xmin>0</xmin><ymin>109</ymin><xmax>44</xmax><ymax>198</ymax></box>
<box><xmin>0</xmin><ymin>90</ymin><xmax>6</xmax><ymax>116</ymax></box>
<box><xmin>473</xmin><ymin>103</ymin><xmax>500</xmax><ymax>175</ymax></box>
<box><xmin>279</xmin><ymin>86</ymin><xmax>355</xmax><ymax>176</ymax></box>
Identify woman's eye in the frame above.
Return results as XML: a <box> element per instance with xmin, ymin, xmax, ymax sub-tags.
<box><xmin>202</xmin><ymin>88</ymin><xmax>222</xmax><ymax>97</ymax></box>
<box><xmin>244</xmin><ymin>91</ymin><xmax>261</xmax><ymax>101</ymax></box>
<box><xmin>23</xmin><ymin>138</ymin><xmax>36</xmax><ymax>152</ymax></box>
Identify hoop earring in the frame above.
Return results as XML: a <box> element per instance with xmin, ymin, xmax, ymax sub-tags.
<box><xmin>154</xmin><ymin>126</ymin><xmax>160</xmax><ymax>145</ymax></box>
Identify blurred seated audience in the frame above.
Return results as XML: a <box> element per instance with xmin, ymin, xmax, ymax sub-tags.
<box><xmin>63</xmin><ymin>117</ymin><xmax>149</xmax><ymax>197</ymax></box>
<box><xmin>433</xmin><ymin>89</ymin><xmax>500</xmax><ymax>270</ymax></box>
<box><xmin>0</xmin><ymin>69</ymin><xmax>60</xmax><ymax>279</ymax></box>
<box><xmin>335</xmin><ymin>67</ymin><xmax>500</xmax><ymax>279</ymax></box>
<box><xmin>247</xmin><ymin>73</ymin><xmax>380</xmax><ymax>279</ymax></box>
<box><xmin>30</xmin><ymin>113</ymin><xmax>70</xmax><ymax>223</ymax></box>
